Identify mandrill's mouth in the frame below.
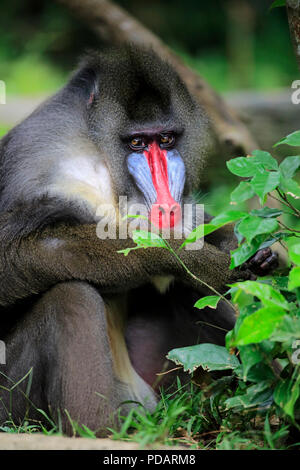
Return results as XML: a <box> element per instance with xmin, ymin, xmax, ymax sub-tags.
<box><xmin>127</xmin><ymin>142</ymin><xmax>186</xmax><ymax>229</ymax></box>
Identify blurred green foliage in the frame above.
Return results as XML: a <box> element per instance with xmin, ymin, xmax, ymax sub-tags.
<box><xmin>0</xmin><ymin>0</ymin><xmax>297</xmax><ymax>96</ymax></box>
<box><xmin>0</xmin><ymin>125</ymin><xmax>12</xmax><ymax>138</ymax></box>
<box><xmin>2</xmin><ymin>56</ymin><xmax>66</xmax><ymax>95</ymax></box>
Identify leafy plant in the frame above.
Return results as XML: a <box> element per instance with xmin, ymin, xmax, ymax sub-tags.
<box><xmin>119</xmin><ymin>130</ymin><xmax>300</xmax><ymax>446</ymax></box>
<box><xmin>169</xmin><ymin>132</ymin><xmax>300</xmax><ymax>440</ymax></box>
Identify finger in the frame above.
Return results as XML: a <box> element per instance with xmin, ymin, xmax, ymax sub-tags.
<box><xmin>248</xmin><ymin>248</ymin><xmax>272</xmax><ymax>266</ymax></box>
<box><xmin>260</xmin><ymin>253</ymin><xmax>279</xmax><ymax>271</ymax></box>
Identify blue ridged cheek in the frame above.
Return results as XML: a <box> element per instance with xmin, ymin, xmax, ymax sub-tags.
<box><xmin>127</xmin><ymin>152</ymin><xmax>157</xmax><ymax>207</ymax></box>
<box><xmin>166</xmin><ymin>149</ymin><xmax>186</xmax><ymax>203</ymax></box>
<box><xmin>127</xmin><ymin>149</ymin><xmax>186</xmax><ymax>206</ymax></box>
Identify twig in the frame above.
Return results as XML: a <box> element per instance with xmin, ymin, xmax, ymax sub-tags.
<box><xmin>156</xmin><ymin>367</ymin><xmax>182</xmax><ymax>376</ymax></box>
<box><xmin>268</xmin><ymin>193</ymin><xmax>300</xmax><ymax>216</ymax></box>
<box><xmin>164</xmin><ymin>239</ymin><xmax>234</xmax><ymax>310</ymax></box>
<box><xmin>277</xmin><ymin>188</ymin><xmax>300</xmax><ymax>217</ymax></box>
<box><xmin>278</xmin><ymin>221</ymin><xmax>300</xmax><ymax>234</ymax></box>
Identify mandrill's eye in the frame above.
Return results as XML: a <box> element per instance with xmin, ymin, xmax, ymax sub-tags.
<box><xmin>129</xmin><ymin>136</ymin><xmax>147</xmax><ymax>151</ymax></box>
<box><xmin>160</xmin><ymin>134</ymin><xmax>175</xmax><ymax>148</ymax></box>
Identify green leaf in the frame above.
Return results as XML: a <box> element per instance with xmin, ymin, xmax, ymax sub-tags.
<box><xmin>232</xmin><ymin>232</ymin><xmax>291</xmax><ymax>269</ymax></box>
<box><xmin>239</xmin><ymin>342</ymin><xmax>275</xmax><ymax>383</ymax></box>
<box><xmin>279</xmin><ymin>156</ymin><xmax>300</xmax><ymax>179</ymax></box>
<box><xmin>117</xmin><ymin>246</ymin><xmax>141</xmax><ymax>256</ymax></box>
<box><xmin>259</xmin><ymin>232</ymin><xmax>296</xmax><ymax>249</ymax></box>
<box><xmin>289</xmin><ymin>243</ymin><xmax>300</xmax><ymax>265</ymax></box>
<box><xmin>238</xmin><ymin>216</ymin><xmax>278</xmax><ymax>244</ymax></box>
<box><xmin>275</xmin><ymin>130</ymin><xmax>300</xmax><ymax>147</ymax></box>
<box><xmin>250</xmin><ymin>207</ymin><xmax>283</xmax><ymax>218</ymax></box>
<box><xmin>119</xmin><ymin>230</ymin><xmax>168</xmax><ymax>256</ymax></box>
<box><xmin>270</xmin><ymin>0</ymin><xmax>285</xmax><ymax>10</ymax></box>
<box><xmin>230</xmin><ymin>182</ymin><xmax>255</xmax><ymax>203</ymax></box>
<box><xmin>239</xmin><ymin>344</ymin><xmax>266</xmax><ymax>382</ymax></box>
<box><xmin>132</xmin><ymin>230</ymin><xmax>166</xmax><ymax>249</ymax></box>
<box><xmin>251</xmin><ymin>171</ymin><xmax>280</xmax><ymax>203</ymax></box>
<box><xmin>230</xmin><ymin>281</ymin><xmax>290</xmax><ymax>310</ymax></box>
<box><xmin>210</xmin><ymin>210</ymin><xmax>248</xmax><ymax>226</ymax></box>
<box><xmin>179</xmin><ymin>224</ymin><xmax>204</xmax><ymax>249</ymax></box>
<box><xmin>279</xmin><ymin>177</ymin><xmax>300</xmax><ymax>199</ymax></box>
<box><xmin>251</xmin><ymin>150</ymin><xmax>278</xmax><ymax>170</ymax></box>
<box><xmin>179</xmin><ymin>223</ymin><xmax>219</xmax><ymax>249</ymax></box>
<box><xmin>230</xmin><ymin>244</ymin><xmax>257</xmax><ymax>269</ymax></box>
<box><xmin>274</xmin><ymin>374</ymin><xmax>300</xmax><ymax>420</ymax></box>
<box><xmin>220</xmin><ymin>232</ymin><xmax>288</xmax><ymax>267</ymax></box>
<box><xmin>232</xmin><ymin>306</ymin><xmax>286</xmax><ymax>346</ymax></box>
<box><xmin>230</xmin><ymin>235</ymin><xmax>267</xmax><ymax>269</ymax></box>
<box><xmin>227</xmin><ymin>151</ymin><xmax>278</xmax><ymax>178</ymax></box>
<box><xmin>289</xmin><ymin>267</ymin><xmax>300</xmax><ymax>290</ymax></box>
<box><xmin>271</xmin><ymin>276</ymin><xmax>290</xmax><ymax>292</ymax></box>
<box><xmin>244</xmin><ymin>362</ymin><xmax>276</xmax><ymax>384</ymax></box>
<box><xmin>181</xmin><ymin>211</ymin><xmax>247</xmax><ymax>251</ymax></box>
<box><xmin>225</xmin><ymin>382</ymin><xmax>273</xmax><ymax>410</ymax></box>
<box><xmin>226</xmin><ymin>303</ymin><xmax>260</xmax><ymax>348</ymax></box>
<box><xmin>194</xmin><ymin>295</ymin><xmax>221</xmax><ymax>310</ymax></box>
<box><xmin>234</xmin><ymin>220</ymin><xmax>244</xmax><ymax>244</ymax></box>
<box><xmin>270</xmin><ymin>316</ymin><xmax>300</xmax><ymax>342</ymax></box>
<box><xmin>167</xmin><ymin>343</ymin><xmax>240</xmax><ymax>373</ymax></box>
<box><xmin>226</xmin><ymin>157</ymin><xmax>259</xmax><ymax>177</ymax></box>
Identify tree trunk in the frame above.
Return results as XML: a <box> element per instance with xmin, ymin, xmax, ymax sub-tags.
<box><xmin>287</xmin><ymin>0</ymin><xmax>300</xmax><ymax>71</ymax></box>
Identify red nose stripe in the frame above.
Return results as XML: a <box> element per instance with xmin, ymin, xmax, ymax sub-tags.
<box><xmin>144</xmin><ymin>142</ymin><xmax>181</xmax><ymax>229</ymax></box>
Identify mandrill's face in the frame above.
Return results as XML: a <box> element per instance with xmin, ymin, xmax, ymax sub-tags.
<box><xmin>83</xmin><ymin>48</ymin><xmax>210</xmax><ymax>231</ymax></box>
<box><xmin>126</xmin><ymin>132</ymin><xmax>185</xmax><ymax>230</ymax></box>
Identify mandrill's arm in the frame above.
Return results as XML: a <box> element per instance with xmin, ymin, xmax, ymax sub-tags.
<box><xmin>0</xmin><ymin>208</ymin><xmax>248</xmax><ymax>309</ymax></box>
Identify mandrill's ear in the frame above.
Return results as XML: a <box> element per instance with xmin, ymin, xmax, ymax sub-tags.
<box><xmin>69</xmin><ymin>62</ymin><xmax>100</xmax><ymax>108</ymax></box>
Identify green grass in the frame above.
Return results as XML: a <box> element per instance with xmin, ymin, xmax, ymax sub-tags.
<box><xmin>1</xmin><ymin>378</ymin><xmax>297</xmax><ymax>449</ymax></box>
<box><xmin>105</xmin><ymin>377</ymin><xmax>298</xmax><ymax>450</ymax></box>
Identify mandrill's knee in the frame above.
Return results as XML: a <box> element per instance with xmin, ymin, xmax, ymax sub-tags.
<box><xmin>30</xmin><ymin>281</ymin><xmax>112</xmax><ymax>365</ymax></box>
<box><xmin>26</xmin><ymin>281</ymin><xmax>109</xmax><ymax>348</ymax></box>
<box><xmin>36</xmin><ymin>280</ymin><xmax>106</xmax><ymax>322</ymax></box>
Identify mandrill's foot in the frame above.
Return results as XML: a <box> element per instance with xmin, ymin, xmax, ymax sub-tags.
<box><xmin>243</xmin><ymin>247</ymin><xmax>279</xmax><ymax>278</ymax></box>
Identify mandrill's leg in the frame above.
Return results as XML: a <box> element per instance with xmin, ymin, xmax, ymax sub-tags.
<box><xmin>0</xmin><ymin>281</ymin><xmax>156</xmax><ymax>435</ymax></box>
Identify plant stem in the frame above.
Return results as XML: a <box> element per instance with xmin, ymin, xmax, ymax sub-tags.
<box><xmin>164</xmin><ymin>239</ymin><xmax>234</xmax><ymax>310</ymax></box>
<box><xmin>276</xmin><ymin>188</ymin><xmax>300</xmax><ymax>217</ymax></box>
<box><xmin>268</xmin><ymin>193</ymin><xmax>296</xmax><ymax>214</ymax></box>
<box><xmin>278</xmin><ymin>240</ymin><xmax>289</xmax><ymax>253</ymax></box>
<box><xmin>278</xmin><ymin>221</ymin><xmax>300</xmax><ymax>234</ymax></box>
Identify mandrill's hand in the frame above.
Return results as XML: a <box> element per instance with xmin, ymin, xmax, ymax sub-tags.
<box><xmin>241</xmin><ymin>247</ymin><xmax>279</xmax><ymax>279</ymax></box>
